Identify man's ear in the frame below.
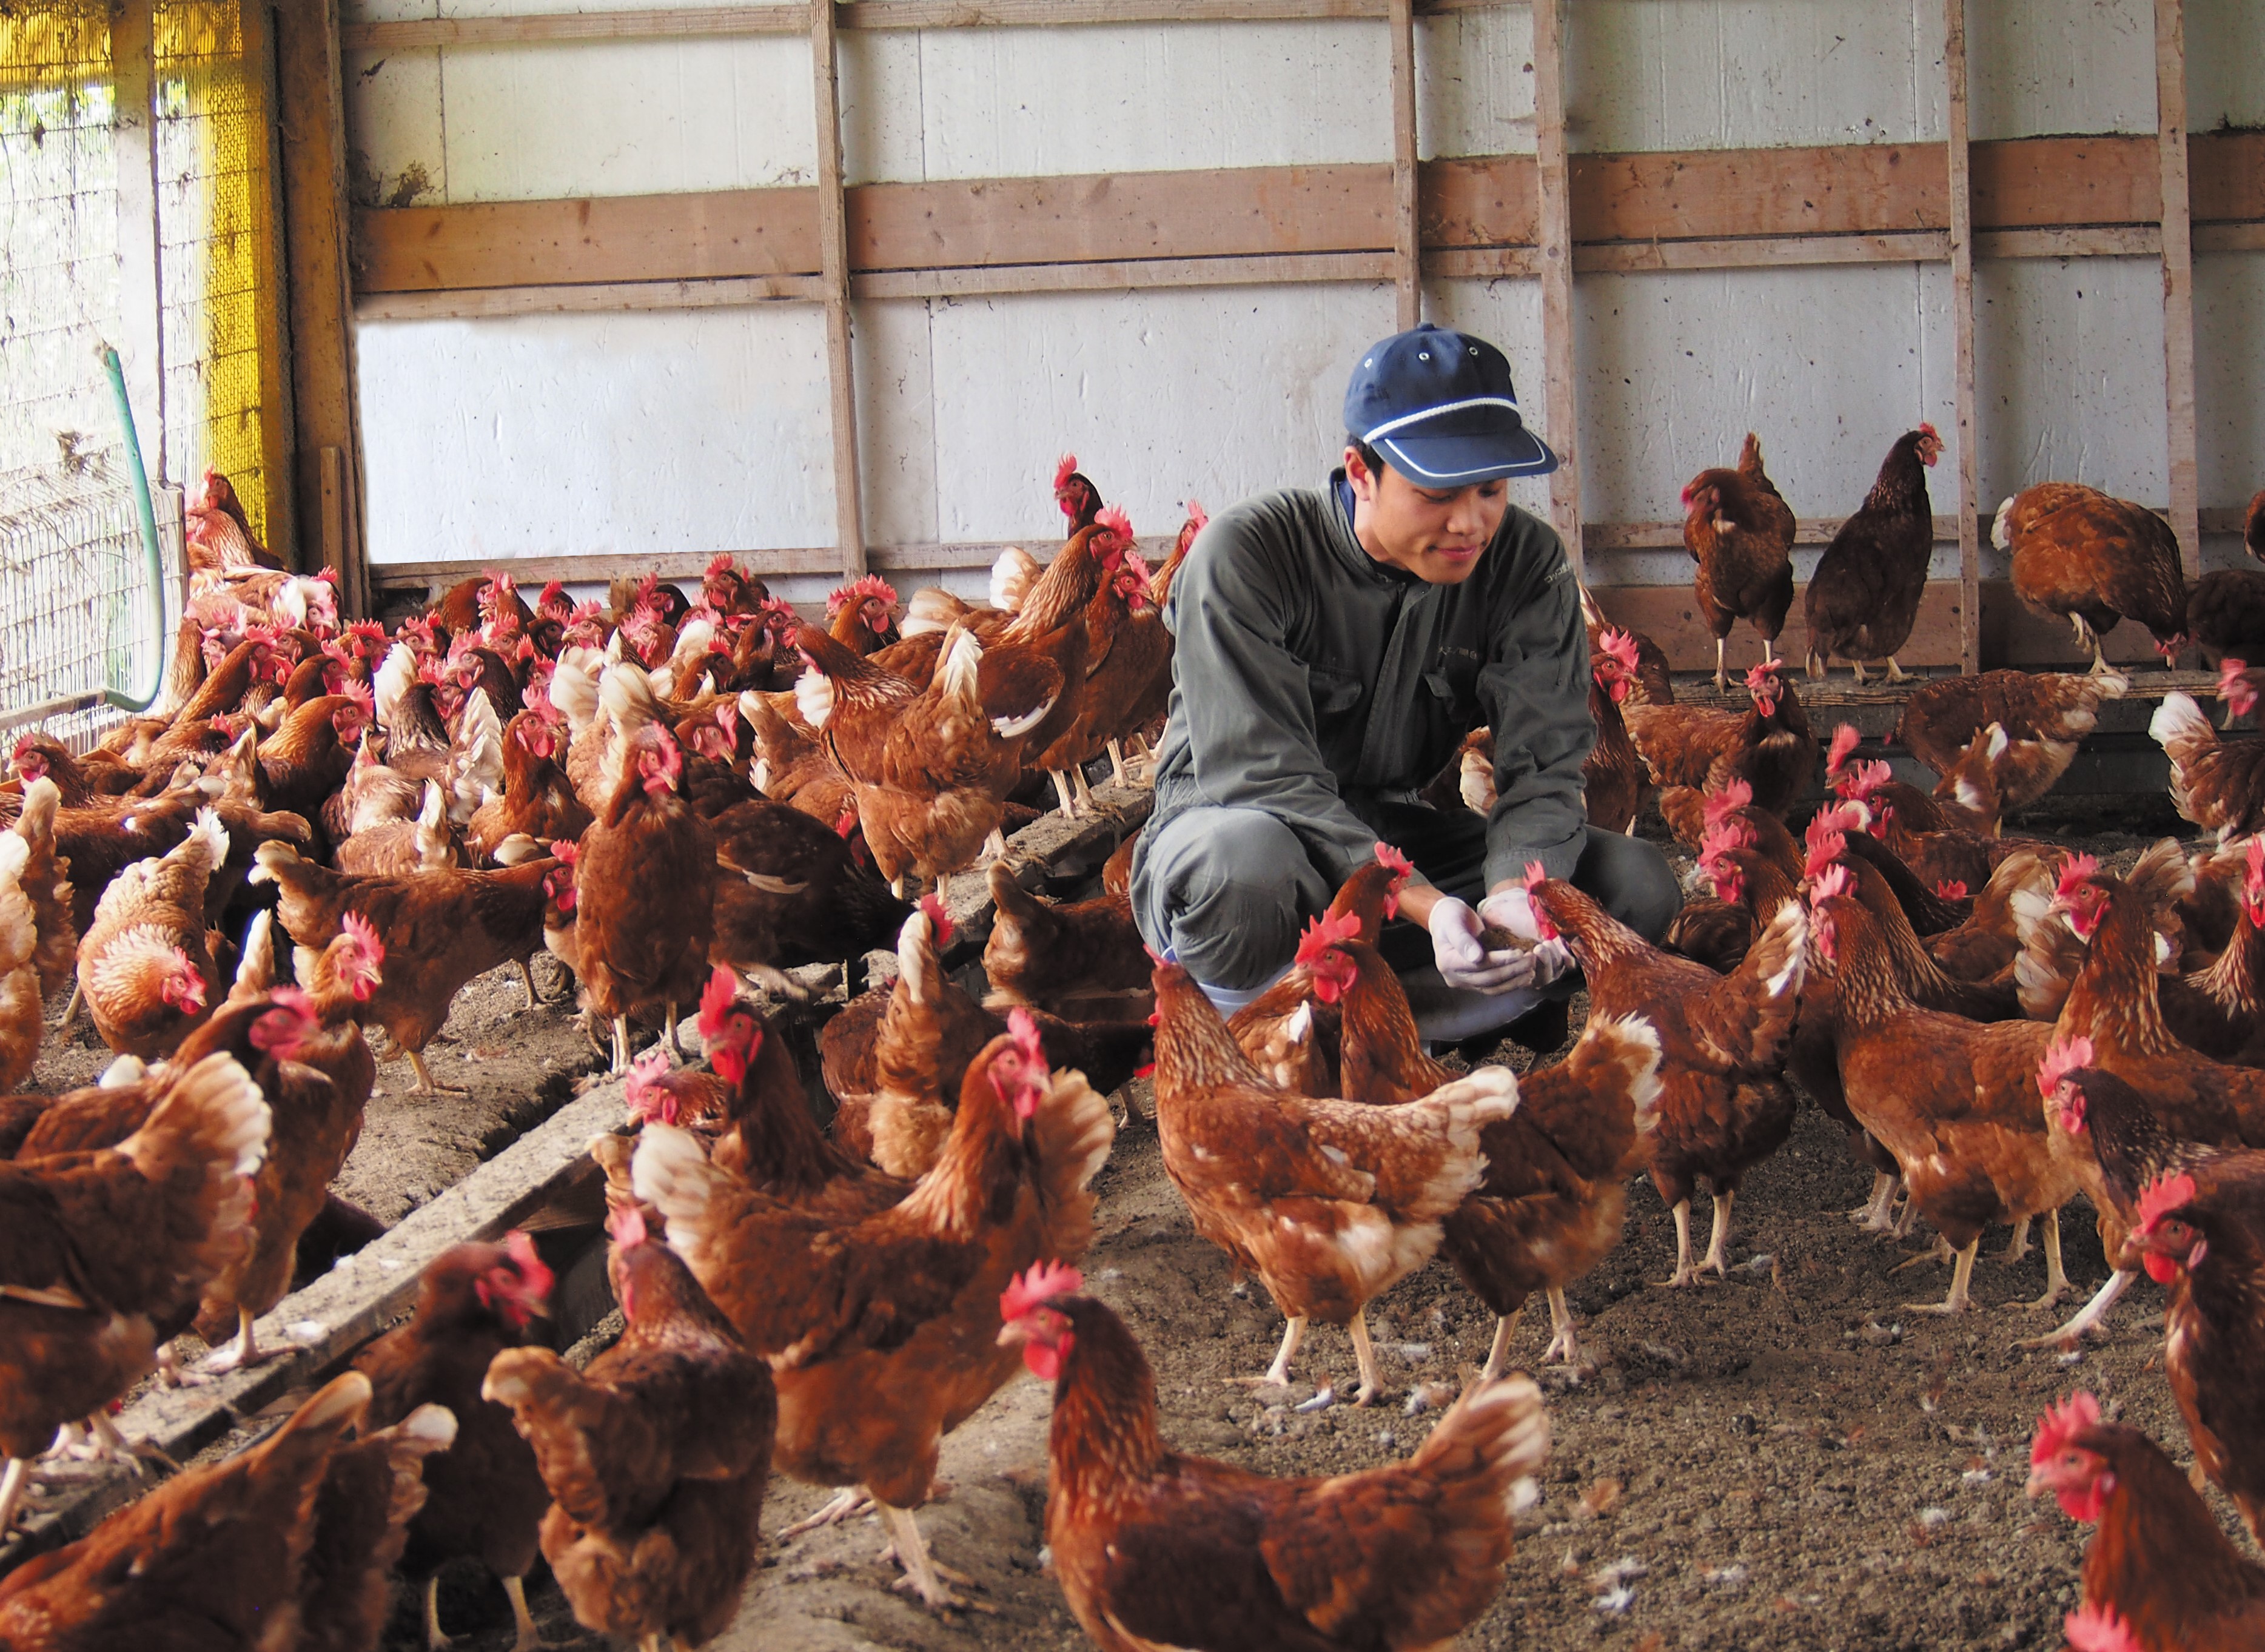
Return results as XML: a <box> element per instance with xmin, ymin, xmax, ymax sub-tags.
<box><xmin>1344</xmin><ymin>445</ymin><xmax>1379</xmax><ymax>503</ymax></box>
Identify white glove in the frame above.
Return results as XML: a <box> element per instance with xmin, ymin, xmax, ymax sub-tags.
<box><xmin>1477</xmin><ymin>889</ymin><xmax>1575</xmax><ymax>988</ymax></box>
<box><xmin>1428</xmin><ymin>896</ymin><xmax>1542</xmax><ymax>994</ymax></box>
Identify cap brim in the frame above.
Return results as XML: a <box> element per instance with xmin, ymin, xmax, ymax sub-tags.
<box><xmin>1375</xmin><ymin>426</ymin><xmax>1559</xmax><ymax>483</ymax></box>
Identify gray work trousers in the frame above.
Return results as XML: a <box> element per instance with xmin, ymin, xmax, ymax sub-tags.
<box><xmin>1131</xmin><ymin>801</ymin><xmax>1682</xmax><ymax>993</ymax></box>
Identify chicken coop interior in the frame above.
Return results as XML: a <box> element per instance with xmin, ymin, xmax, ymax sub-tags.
<box><xmin>2</xmin><ymin>0</ymin><xmax>2264</xmax><ymax>1648</ymax></box>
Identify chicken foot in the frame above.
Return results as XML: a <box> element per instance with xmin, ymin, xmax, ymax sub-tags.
<box><xmin>776</xmin><ymin>1485</ymin><xmax>876</xmax><ymax>1539</ymax></box>
<box><xmin>406</xmin><ymin>1048</ymin><xmax>469</xmax><ymax>1095</ymax></box>
<box><xmin>1904</xmin><ymin>1238</ymin><xmax>1980</xmax><ymax>1314</ymax></box>
<box><xmin>2068</xmin><ymin>612</ymin><xmax>2110</xmax><ymax>675</ymax></box>
<box><xmin>0</xmin><ymin>1457</ymin><xmax>29</xmax><ymax>1537</ymax></box>
<box><xmin>1713</xmin><ymin>637</ymin><xmax>1730</xmax><ymax>695</ymax></box>
<box><xmin>1542</xmin><ymin>1287</ymin><xmax>1585</xmax><ymax>1366</ymax></box>
<box><xmin>1883</xmin><ymin>656</ymin><xmax>1909</xmax><ymax>683</ymax></box>
<box><xmin>516</xmin><ymin>958</ymin><xmax>541</xmax><ymax>1011</ymax></box>
<box><xmin>1850</xmin><ymin>1171</ymin><xmax>1901</xmax><ymax>1234</ymax></box>
<box><xmin>2019</xmin><ymin>1266</ymin><xmax>2133</xmax><ymax>1349</ymax></box>
<box><xmin>201</xmin><ymin>1306</ymin><xmax>307</xmax><ymax>1374</ymax></box>
<box><xmin>2004</xmin><ymin>1217</ymin><xmax>2032</xmax><ymax>1265</ymax></box>
<box><xmin>1106</xmin><ymin>738</ymin><xmax>1133</xmax><ymax>789</ymax></box>
<box><xmin>879</xmin><ymin>1502</ymin><xmax>995</xmax><ymax>1614</ymax></box>
<box><xmin>1230</xmin><ymin>1314</ymin><xmax>1307</xmax><ymax>1390</ymax></box>
<box><xmin>1660</xmin><ymin>1191</ymin><xmax>1735</xmax><ymax>1287</ymax></box>
<box><xmin>2010</xmin><ymin>1208</ymin><xmax>2071</xmax><ymax>1310</ymax></box>
<box><xmin>609</xmin><ymin>1016</ymin><xmax>632</xmax><ymax>1076</ymax></box>
<box><xmin>502</xmin><ymin>1576</ymin><xmax>546</xmax><ymax>1652</ymax></box>
<box><xmin>45</xmin><ymin>1411</ymin><xmax>172</xmax><ymax>1476</ymax></box>
<box><xmin>1048</xmin><ymin>769</ymin><xmax>1082</xmax><ymax>820</ymax></box>
<box><xmin>1347</xmin><ymin>1308</ymin><xmax>1384</xmax><ymax>1405</ymax></box>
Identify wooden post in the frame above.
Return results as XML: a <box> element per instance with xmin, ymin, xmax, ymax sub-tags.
<box><xmin>1532</xmin><ymin>0</ymin><xmax>1580</xmax><ymax>571</ymax></box>
<box><xmin>1388</xmin><ymin>0</ymin><xmax>1420</xmax><ymax>328</ymax></box>
<box><xmin>110</xmin><ymin>0</ymin><xmax>164</xmax><ymax>478</ymax></box>
<box><xmin>2155</xmin><ymin>0</ymin><xmax>2200</xmax><ymax>579</ymax></box>
<box><xmin>1945</xmin><ymin>0</ymin><xmax>1981</xmax><ymax>673</ymax></box>
<box><xmin>811</xmin><ymin>0</ymin><xmax>867</xmax><ymax>579</ymax></box>
<box><xmin>273</xmin><ymin>0</ymin><xmax>367</xmax><ymax>611</ymax></box>
<box><xmin>238</xmin><ymin>0</ymin><xmax>299</xmax><ymax>563</ymax></box>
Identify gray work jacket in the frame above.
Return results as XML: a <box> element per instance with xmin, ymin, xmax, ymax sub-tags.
<box><xmin>1142</xmin><ymin>475</ymin><xmax>1594</xmax><ymax>895</ymax></box>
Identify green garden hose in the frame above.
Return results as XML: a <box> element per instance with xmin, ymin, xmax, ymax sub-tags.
<box><xmin>99</xmin><ymin>342</ymin><xmax>167</xmax><ymax>713</ymax></box>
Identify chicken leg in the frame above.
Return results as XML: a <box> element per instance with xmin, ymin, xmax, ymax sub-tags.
<box><xmin>0</xmin><ymin>1456</ymin><xmax>29</xmax><ymax>1538</ymax></box>
<box><xmin>1850</xmin><ymin>1170</ymin><xmax>1901</xmax><ymax>1234</ymax></box>
<box><xmin>1851</xmin><ymin>659</ymin><xmax>1868</xmax><ymax>685</ymax></box>
<box><xmin>502</xmin><ymin>1575</ymin><xmax>545</xmax><ymax>1652</ymax></box>
<box><xmin>776</xmin><ymin>1486</ymin><xmax>875</xmax><ymax>1538</ymax></box>
<box><xmin>1905</xmin><ymin>1237</ymin><xmax>1979</xmax><ymax>1314</ymax></box>
<box><xmin>407</xmin><ymin>1049</ymin><xmax>468</xmax><ymax>1095</ymax></box>
<box><xmin>1542</xmin><ymin>1286</ymin><xmax>1584</xmax><ymax>1366</ymax></box>
<box><xmin>879</xmin><ymin>1502</ymin><xmax>990</xmax><ymax>1613</ymax></box>
<box><xmin>1713</xmin><ymin>637</ymin><xmax>1730</xmax><ymax>695</ymax></box>
<box><xmin>517</xmin><ymin>958</ymin><xmax>540</xmax><ymax>1011</ymax></box>
<box><xmin>2019</xmin><ymin>1266</ymin><xmax>2133</xmax><ymax>1349</ymax></box>
<box><xmin>610</xmin><ymin>1016</ymin><xmax>631</xmax><ymax>1076</ymax></box>
<box><xmin>1347</xmin><ymin>1308</ymin><xmax>1384</xmax><ymax>1406</ymax></box>
<box><xmin>1049</xmin><ymin>769</ymin><xmax>1080</xmax><ymax>819</ymax></box>
<box><xmin>1699</xmin><ymin>1187</ymin><xmax>1737</xmax><ymax>1277</ymax></box>
<box><xmin>1479</xmin><ymin>1303</ymin><xmax>1526</xmax><ymax>1383</ymax></box>
<box><xmin>1106</xmin><ymin>737</ymin><xmax>1132</xmax><ymax>789</ymax></box>
<box><xmin>2003</xmin><ymin>1216</ymin><xmax>2032</xmax><ymax>1265</ymax></box>
<box><xmin>1660</xmin><ymin>1198</ymin><xmax>1709</xmax><ymax>1288</ymax></box>
<box><xmin>1231</xmin><ymin>1315</ymin><xmax>1307</xmax><ymax>1389</ymax></box>
<box><xmin>2070</xmin><ymin>612</ymin><xmax>2109</xmax><ymax>675</ymax></box>
<box><xmin>2013</xmin><ymin>1209</ymin><xmax>2071</xmax><ymax>1311</ymax></box>
<box><xmin>201</xmin><ymin>1306</ymin><xmax>290</xmax><ymax>1374</ymax></box>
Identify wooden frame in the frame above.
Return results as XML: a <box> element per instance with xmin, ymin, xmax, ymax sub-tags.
<box><xmin>336</xmin><ymin>1</ymin><xmax>2261</xmax><ymax>673</ymax></box>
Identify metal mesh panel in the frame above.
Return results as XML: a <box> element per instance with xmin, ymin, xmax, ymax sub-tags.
<box><xmin>154</xmin><ymin>0</ymin><xmax>273</xmax><ymax>541</ymax></box>
<box><xmin>0</xmin><ymin>3</ymin><xmax>120</xmax><ymax>481</ymax></box>
<box><xmin>0</xmin><ymin>456</ymin><xmax>182</xmax><ymax>748</ymax></box>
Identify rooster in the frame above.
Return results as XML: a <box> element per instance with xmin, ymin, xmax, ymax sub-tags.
<box><xmin>2026</xmin><ymin>1391</ymin><xmax>2265</xmax><ymax>1649</ymax></box>
<box><xmin>1526</xmin><ymin>862</ymin><xmax>1805</xmax><ymax>1288</ymax></box>
<box><xmin>1682</xmin><ymin>432</ymin><xmax>1796</xmax><ymax>691</ymax></box>
<box><xmin>2000</xmin><ymin>482</ymin><xmax>2189</xmax><ymax>672</ymax></box>
<box><xmin>999</xmin><ymin>1261</ymin><xmax>1551</xmax><ymax>1652</ymax></box>
<box><xmin>1149</xmin><ymin>959</ymin><xmax>1518</xmax><ymax>1404</ymax></box>
<box><xmin>1802</xmin><ymin>425</ymin><xmax>1943</xmax><ymax>682</ymax></box>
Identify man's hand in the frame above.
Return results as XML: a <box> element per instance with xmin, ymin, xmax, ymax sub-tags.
<box><xmin>1428</xmin><ymin>896</ymin><xmax>1545</xmax><ymax>994</ymax></box>
<box><xmin>1477</xmin><ymin>887</ymin><xmax>1574</xmax><ymax>987</ymax></box>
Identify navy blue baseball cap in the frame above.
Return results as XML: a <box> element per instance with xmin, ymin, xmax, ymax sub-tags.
<box><xmin>1344</xmin><ymin>323</ymin><xmax>1559</xmax><ymax>483</ymax></box>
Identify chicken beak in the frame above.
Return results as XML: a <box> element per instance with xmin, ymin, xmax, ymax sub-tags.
<box><xmin>997</xmin><ymin>1320</ymin><xmax>1033</xmax><ymax>1349</ymax></box>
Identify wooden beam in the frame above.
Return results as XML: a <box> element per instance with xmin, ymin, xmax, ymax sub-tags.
<box><xmin>338</xmin><ymin>0</ymin><xmax>1520</xmax><ymax>47</ymax></box>
<box><xmin>2192</xmin><ymin>132</ymin><xmax>2265</xmax><ymax>224</ymax></box>
<box><xmin>238</xmin><ymin>0</ymin><xmax>299</xmax><ymax>563</ymax></box>
<box><xmin>1584</xmin><ymin>517</ymin><xmax>1960</xmax><ymax>553</ymax></box>
<box><xmin>1388</xmin><ymin>0</ymin><xmax>1420</xmax><ymax>327</ymax></box>
<box><xmin>2196</xmin><ymin>222</ymin><xmax>2265</xmax><ymax>254</ymax></box>
<box><xmin>274</xmin><ymin>0</ymin><xmax>366</xmax><ymax>611</ymax></box>
<box><xmin>355</xmin><ymin>275</ymin><xmax>824</xmax><ymax>321</ymax></box>
<box><xmin>109</xmin><ymin>0</ymin><xmax>163</xmax><ymax>478</ymax></box>
<box><xmin>852</xmin><ymin>251</ymin><xmax>1396</xmax><ymax>299</ymax></box>
<box><xmin>1575</xmin><ymin>232</ymin><xmax>1950</xmax><ymax>273</ymax></box>
<box><xmin>2156</xmin><ymin>0</ymin><xmax>2201</xmax><ymax>580</ymax></box>
<box><xmin>810</xmin><ymin>0</ymin><xmax>865</xmax><ymax>579</ymax></box>
<box><xmin>1945</xmin><ymin>0</ymin><xmax>1981</xmax><ymax>674</ymax></box>
<box><xmin>1531</xmin><ymin>0</ymin><xmax>1579</xmax><ymax>571</ymax></box>
<box><xmin>1975</xmin><ymin>225</ymin><xmax>2161</xmax><ymax>260</ymax></box>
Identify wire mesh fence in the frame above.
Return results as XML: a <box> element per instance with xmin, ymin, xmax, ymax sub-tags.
<box><xmin>0</xmin><ymin>454</ymin><xmax>181</xmax><ymax>749</ymax></box>
<box><xmin>0</xmin><ymin>2</ymin><xmax>122</xmax><ymax>483</ymax></box>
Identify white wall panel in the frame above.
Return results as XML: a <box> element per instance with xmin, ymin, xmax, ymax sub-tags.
<box><xmin>2187</xmin><ymin>0</ymin><xmax>2265</xmax><ymax>133</ymax></box>
<box><xmin>358</xmin><ymin>307</ymin><xmax>835</xmax><ymax>564</ymax></box>
<box><xmin>1421</xmin><ymin>277</ymin><xmax>1551</xmax><ymax>522</ymax></box>
<box><xmin>851</xmin><ymin>298</ymin><xmax>941</xmax><ymax>548</ymax></box>
<box><xmin>1973</xmin><ymin>257</ymin><xmax>2169</xmax><ymax>517</ymax></box>
<box><xmin>2196</xmin><ymin>252</ymin><xmax>2264</xmax><ymax>563</ymax></box>
<box><xmin>1969</xmin><ymin>0</ymin><xmax>2154</xmax><ymax>140</ymax></box>
<box><xmin>1565</xmin><ymin>0</ymin><xmax>1946</xmax><ymax>153</ymax></box>
<box><xmin>908</xmin><ymin>22</ymin><xmax>1391</xmax><ymax>183</ymax></box>
<box><xmin>839</xmin><ymin>29</ymin><xmax>928</xmax><ymax>187</ymax></box>
<box><xmin>1418</xmin><ymin>4</ymin><xmax>1535</xmax><ymax>159</ymax></box>
<box><xmin>918</xmin><ymin>283</ymin><xmax>1396</xmax><ymax>543</ymax></box>
<box><xmin>344</xmin><ymin>48</ymin><xmax>446</xmax><ymax>206</ymax></box>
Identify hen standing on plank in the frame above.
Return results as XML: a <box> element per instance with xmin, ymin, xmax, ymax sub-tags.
<box><xmin>2000</xmin><ymin>482</ymin><xmax>2189</xmax><ymax>673</ymax></box>
<box><xmin>1802</xmin><ymin>425</ymin><xmax>1942</xmax><ymax>683</ymax></box>
<box><xmin>1683</xmin><ymin>433</ymin><xmax>1797</xmax><ymax>692</ymax></box>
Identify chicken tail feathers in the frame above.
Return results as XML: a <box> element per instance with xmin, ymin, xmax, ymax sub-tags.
<box><xmin>126</xmin><ymin>1049</ymin><xmax>270</xmax><ymax>1187</ymax></box>
<box><xmin>1403</xmin><ymin>1371</ymin><xmax>1549</xmax><ymax>1557</ymax></box>
<box><xmin>1031</xmin><ymin>1065</ymin><xmax>1116</xmax><ymax>1252</ymax></box>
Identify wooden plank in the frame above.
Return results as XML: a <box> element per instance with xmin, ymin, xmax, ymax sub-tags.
<box><xmin>2192</xmin><ymin>131</ymin><xmax>2265</xmax><ymax>224</ymax></box>
<box><xmin>1420</xmin><ymin>155</ymin><xmax>1538</xmax><ymax>250</ymax></box>
<box><xmin>811</xmin><ymin>0</ymin><xmax>865</xmax><ymax>579</ymax></box>
<box><xmin>1945</xmin><ymin>0</ymin><xmax>1981</xmax><ymax>674</ymax></box>
<box><xmin>2196</xmin><ymin>222</ymin><xmax>2265</xmax><ymax>254</ymax></box>
<box><xmin>1424</xmin><ymin>247</ymin><xmax>1541</xmax><ymax>280</ymax></box>
<box><xmin>1585</xmin><ymin>516</ymin><xmax>1959</xmax><ymax>553</ymax></box>
<box><xmin>1532</xmin><ymin>0</ymin><xmax>1580</xmax><ymax>574</ymax></box>
<box><xmin>2156</xmin><ymin>0</ymin><xmax>2201</xmax><ymax>580</ymax></box>
<box><xmin>1577</xmin><ymin>231</ymin><xmax>1950</xmax><ymax>272</ymax></box>
<box><xmin>355</xmin><ymin>275</ymin><xmax>825</xmax><ymax>320</ymax></box>
<box><xmin>319</xmin><ymin>447</ymin><xmax>346</xmax><ymax>593</ymax></box>
<box><xmin>275</xmin><ymin>0</ymin><xmax>366</xmax><ymax>611</ymax></box>
<box><xmin>847</xmin><ymin>0</ymin><xmax>1390</xmax><ymax>24</ymax></box>
<box><xmin>1572</xmin><ymin>142</ymin><xmax>1945</xmax><ymax>245</ymax></box>
<box><xmin>1970</xmin><ymin>134</ymin><xmax>2159</xmax><ymax>229</ymax></box>
<box><xmin>109</xmin><ymin>0</ymin><xmax>163</xmax><ymax>474</ymax></box>
<box><xmin>1593</xmin><ymin>581</ymin><xmax>1969</xmax><ymax>674</ymax></box>
<box><xmin>358</xmin><ymin>191</ymin><xmax>824</xmax><ymax>294</ymax></box>
<box><xmin>1388</xmin><ymin>0</ymin><xmax>1420</xmax><ymax>327</ymax></box>
<box><xmin>847</xmin><ymin>164</ymin><xmax>1394</xmax><ymax>272</ymax></box>
<box><xmin>1976</xmin><ymin>225</ymin><xmax>2161</xmax><ymax>260</ymax></box>
<box><xmin>853</xmin><ymin>251</ymin><xmax>1396</xmax><ymax>298</ymax></box>
<box><xmin>344</xmin><ymin>6</ymin><xmax>806</xmax><ymax>49</ymax></box>
<box><xmin>237</xmin><ymin>0</ymin><xmax>299</xmax><ymax>565</ymax></box>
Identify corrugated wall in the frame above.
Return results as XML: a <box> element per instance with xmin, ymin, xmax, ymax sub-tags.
<box><xmin>340</xmin><ymin>0</ymin><xmax>2263</xmax><ymax>606</ymax></box>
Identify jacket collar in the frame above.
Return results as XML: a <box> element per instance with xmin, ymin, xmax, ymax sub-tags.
<box><xmin>1325</xmin><ymin>468</ymin><xmax>1425</xmax><ymax>589</ymax></box>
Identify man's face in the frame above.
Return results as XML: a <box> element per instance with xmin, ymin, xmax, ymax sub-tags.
<box><xmin>1344</xmin><ymin>448</ymin><xmax>1509</xmax><ymax>584</ymax></box>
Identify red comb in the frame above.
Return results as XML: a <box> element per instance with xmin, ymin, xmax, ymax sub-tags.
<box><xmin>340</xmin><ymin>910</ymin><xmax>384</xmax><ymax>968</ymax></box>
<box><xmin>1295</xmin><ymin>908</ymin><xmax>1363</xmax><ymax>967</ymax></box>
<box><xmin>1935</xmin><ymin>879</ymin><xmax>1968</xmax><ymax>900</ymax></box>
<box><xmin>2054</xmin><ymin>854</ymin><xmax>2100</xmax><ymax>904</ymax></box>
<box><xmin>625</xmin><ymin>1045</ymin><xmax>674</xmax><ymax>1120</ymax></box>
<box><xmin>1054</xmin><ymin>454</ymin><xmax>1077</xmax><ymax>491</ymax></box>
<box><xmin>697</xmin><ymin>967</ymin><xmax>741</xmax><ymax>1041</ymax></box>
<box><xmin>1827</xmin><ymin>724</ymin><xmax>1861</xmax><ymax>778</ymax></box>
<box><xmin>1808</xmin><ymin>863</ymin><xmax>1851</xmax><ymax>904</ymax></box>
<box><xmin>2246</xmin><ymin>836</ymin><xmax>2265</xmax><ymax>894</ymax></box>
<box><xmin>1597</xmin><ymin>628</ymin><xmax>1640</xmax><ymax>671</ymax></box>
<box><xmin>919</xmin><ymin>892</ymin><xmax>955</xmax><ymax>949</ymax></box>
<box><xmin>2135</xmin><ymin>1170</ymin><xmax>2197</xmax><ymax>1236</ymax></box>
<box><xmin>1000</xmin><ymin>1258</ymin><xmax>1083</xmax><ymax>1324</ymax></box>
<box><xmin>503</xmin><ymin>1229</ymin><xmax>555</xmax><ymax>1302</ymax></box>
<box><xmin>2031</xmin><ymin>1390</ymin><xmax>2102</xmax><ymax>1467</ymax></box>
<box><xmin>1374</xmin><ymin>842</ymin><xmax>1415</xmax><ymax>881</ymax></box>
<box><xmin>1919</xmin><ymin>423</ymin><xmax>1939</xmax><ymax>438</ymax></box>
<box><xmin>2036</xmin><ymin>1035</ymin><xmax>2095</xmax><ymax>1100</ymax></box>
<box><xmin>1184</xmin><ymin>499</ymin><xmax>1208</xmax><ymax>531</ymax></box>
<box><xmin>1703</xmin><ymin>778</ymin><xmax>1754</xmax><ymax>826</ymax></box>
<box><xmin>551</xmin><ymin>839</ymin><xmax>579</xmax><ymax>864</ymax></box>
<box><xmin>1006</xmin><ymin>1005</ymin><xmax>1047</xmax><ymax>1070</ymax></box>
<box><xmin>2063</xmin><ymin>1604</ymin><xmax>2140</xmax><ymax>1652</ymax></box>
<box><xmin>1095</xmin><ymin>505</ymin><xmax>1133</xmax><ymax>542</ymax></box>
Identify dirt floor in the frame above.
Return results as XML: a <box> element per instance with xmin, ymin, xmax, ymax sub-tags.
<box><xmin>375</xmin><ymin>815</ymin><xmax>2251</xmax><ymax>1652</ymax></box>
<box><xmin>18</xmin><ymin>811</ymin><xmax>2247</xmax><ymax>1651</ymax></box>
